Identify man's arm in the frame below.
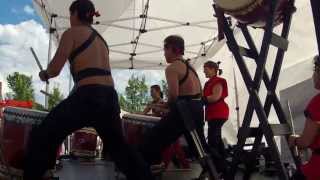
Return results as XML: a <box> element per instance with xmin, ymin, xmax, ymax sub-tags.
<box><xmin>41</xmin><ymin>29</ymin><xmax>73</xmax><ymax>80</ymax></box>
<box><xmin>165</xmin><ymin>65</ymin><xmax>179</xmax><ymax>104</ymax></box>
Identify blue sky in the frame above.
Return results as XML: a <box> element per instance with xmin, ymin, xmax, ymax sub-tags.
<box><xmin>0</xmin><ymin>0</ymin><xmax>41</xmax><ymax>24</ymax></box>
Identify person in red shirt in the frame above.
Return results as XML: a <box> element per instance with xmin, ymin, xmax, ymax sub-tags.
<box><xmin>289</xmin><ymin>55</ymin><xmax>320</xmax><ymax>180</ymax></box>
<box><xmin>202</xmin><ymin>61</ymin><xmax>229</xmax><ymax>173</ymax></box>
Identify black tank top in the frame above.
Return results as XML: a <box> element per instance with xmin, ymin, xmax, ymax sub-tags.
<box><xmin>69</xmin><ymin>27</ymin><xmax>111</xmax><ymax>83</ymax></box>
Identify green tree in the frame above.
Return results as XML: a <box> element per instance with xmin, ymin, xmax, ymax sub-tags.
<box><xmin>48</xmin><ymin>87</ymin><xmax>64</xmax><ymax>110</ymax></box>
<box><xmin>119</xmin><ymin>74</ymin><xmax>149</xmax><ymax>113</ymax></box>
<box><xmin>6</xmin><ymin>72</ymin><xmax>34</xmax><ymax>101</ymax></box>
<box><xmin>161</xmin><ymin>79</ymin><xmax>168</xmax><ymax>100</ymax></box>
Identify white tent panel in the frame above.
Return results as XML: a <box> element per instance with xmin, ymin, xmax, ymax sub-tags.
<box><xmin>33</xmin><ymin>0</ymin><xmax>133</xmax><ymax>40</ymax></box>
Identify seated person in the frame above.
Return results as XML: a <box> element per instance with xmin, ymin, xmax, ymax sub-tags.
<box><xmin>142</xmin><ymin>85</ymin><xmax>167</xmax><ymax>117</ymax></box>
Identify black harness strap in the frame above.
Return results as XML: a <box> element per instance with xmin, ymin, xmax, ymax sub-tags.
<box><xmin>69</xmin><ymin>30</ymin><xmax>97</xmax><ymax>64</ymax></box>
<box><xmin>178</xmin><ymin>93</ymin><xmax>202</xmax><ymax>100</ymax></box>
<box><xmin>69</xmin><ymin>27</ymin><xmax>110</xmax><ymax>65</ymax></box>
<box><xmin>90</xmin><ymin>27</ymin><xmax>109</xmax><ymax>53</ymax></box>
<box><xmin>74</xmin><ymin>68</ymin><xmax>111</xmax><ymax>83</ymax></box>
<box><xmin>179</xmin><ymin>61</ymin><xmax>200</xmax><ymax>85</ymax></box>
<box><xmin>178</xmin><ymin>60</ymin><xmax>202</xmax><ymax>97</ymax></box>
<box><xmin>68</xmin><ymin>27</ymin><xmax>112</xmax><ymax>83</ymax></box>
<box><xmin>179</xmin><ymin>61</ymin><xmax>189</xmax><ymax>85</ymax></box>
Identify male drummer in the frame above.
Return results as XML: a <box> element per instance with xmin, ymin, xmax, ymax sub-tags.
<box><xmin>140</xmin><ymin>35</ymin><xmax>207</xmax><ymax>168</ymax></box>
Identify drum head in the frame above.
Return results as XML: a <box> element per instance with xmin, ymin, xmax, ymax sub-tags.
<box><xmin>3</xmin><ymin>106</ymin><xmax>47</xmax><ymax>125</ymax></box>
<box><xmin>214</xmin><ymin>0</ymin><xmax>256</xmax><ymax>12</ymax></box>
<box><xmin>55</xmin><ymin>159</ymin><xmax>116</xmax><ymax>180</ymax></box>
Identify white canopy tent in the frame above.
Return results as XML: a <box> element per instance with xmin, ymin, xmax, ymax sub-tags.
<box><xmin>32</xmin><ymin>0</ymin><xmax>132</xmax><ymax>41</ymax></box>
<box><xmin>33</xmin><ymin>0</ymin><xmax>319</xmax><ymax>144</ymax></box>
<box><xmin>33</xmin><ymin>0</ymin><xmax>225</xmax><ymax>70</ymax></box>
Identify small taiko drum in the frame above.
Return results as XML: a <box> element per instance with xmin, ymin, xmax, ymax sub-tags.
<box><xmin>122</xmin><ymin>113</ymin><xmax>160</xmax><ymax>144</ymax></box>
<box><xmin>71</xmin><ymin>128</ymin><xmax>98</xmax><ymax>158</ymax></box>
<box><xmin>214</xmin><ymin>0</ymin><xmax>289</xmax><ymax>27</ymax></box>
<box><xmin>1</xmin><ymin>106</ymin><xmax>53</xmax><ymax>178</ymax></box>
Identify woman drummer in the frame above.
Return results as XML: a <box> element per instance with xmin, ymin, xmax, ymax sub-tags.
<box><xmin>23</xmin><ymin>1</ymin><xmax>153</xmax><ymax>180</ymax></box>
<box><xmin>289</xmin><ymin>55</ymin><xmax>320</xmax><ymax>180</ymax></box>
<box><xmin>142</xmin><ymin>85</ymin><xmax>166</xmax><ymax>117</ymax></box>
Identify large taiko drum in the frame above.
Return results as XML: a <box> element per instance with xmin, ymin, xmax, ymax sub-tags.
<box><xmin>214</xmin><ymin>0</ymin><xmax>289</xmax><ymax>27</ymax></box>
<box><xmin>71</xmin><ymin>127</ymin><xmax>98</xmax><ymax>158</ymax></box>
<box><xmin>1</xmin><ymin>106</ymin><xmax>53</xmax><ymax>178</ymax></box>
<box><xmin>122</xmin><ymin>113</ymin><xmax>160</xmax><ymax>144</ymax></box>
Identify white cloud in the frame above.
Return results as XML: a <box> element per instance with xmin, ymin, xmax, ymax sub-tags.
<box><xmin>0</xmin><ymin>20</ymin><xmax>164</xmax><ymax>106</ymax></box>
<box><xmin>0</xmin><ymin>20</ymin><xmax>69</xmax><ymax>105</ymax></box>
<box><xmin>23</xmin><ymin>5</ymin><xmax>35</xmax><ymax>16</ymax></box>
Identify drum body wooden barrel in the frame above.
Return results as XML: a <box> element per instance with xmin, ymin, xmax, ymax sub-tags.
<box><xmin>214</xmin><ymin>0</ymin><xmax>289</xmax><ymax>27</ymax></box>
<box><xmin>71</xmin><ymin>128</ymin><xmax>98</xmax><ymax>158</ymax></box>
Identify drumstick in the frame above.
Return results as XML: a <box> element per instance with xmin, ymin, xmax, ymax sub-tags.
<box><xmin>30</xmin><ymin>47</ymin><xmax>49</xmax><ymax>84</ymax></box>
<box><xmin>287</xmin><ymin>100</ymin><xmax>299</xmax><ymax>156</ymax></box>
<box><xmin>149</xmin><ymin>104</ymin><xmax>169</xmax><ymax>112</ymax></box>
<box><xmin>40</xmin><ymin>90</ymin><xmax>53</xmax><ymax>98</ymax></box>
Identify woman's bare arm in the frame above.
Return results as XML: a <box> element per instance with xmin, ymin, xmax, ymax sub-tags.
<box><xmin>206</xmin><ymin>83</ymin><xmax>223</xmax><ymax>103</ymax></box>
<box><xmin>46</xmin><ymin>29</ymin><xmax>74</xmax><ymax>78</ymax></box>
<box><xmin>289</xmin><ymin>118</ymin><xmax>319</xmax><ymax>148</ymax></box>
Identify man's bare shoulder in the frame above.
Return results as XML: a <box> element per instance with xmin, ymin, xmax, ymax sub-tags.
<box><xmin>166</xmin><ymin>63</ymin><xmax>175</xmax><ymax>71</ymax></box>
<box><xmin>167</xmin><ymin>61</ymin><xmax>184</xmax><ymax>70</ymax></box>
<box><xmin>61</xmin><ymin>28</ymin><xmax>73</xmax><ymax>37</ymax></box>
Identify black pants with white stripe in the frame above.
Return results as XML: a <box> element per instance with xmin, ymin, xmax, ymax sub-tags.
<box><xmin>140</xmin><ymin>99</ymin><xmax>207</xmax><ymax>164</ymax></box>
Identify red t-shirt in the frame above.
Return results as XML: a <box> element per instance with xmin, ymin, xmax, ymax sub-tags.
<box><xmin>203</xmin><ymin>76</ymin><xmax>229</xmax><ymax>120</ymax></box>
<box><xmin>301</xmin><ymin>93</ymin><xmax>320</xmax><ymax>179</ymax></box>
<box><xmin>304</xmin><ymin>93</ymin><xmax>320</xmax><ymax>150</ymax></box>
